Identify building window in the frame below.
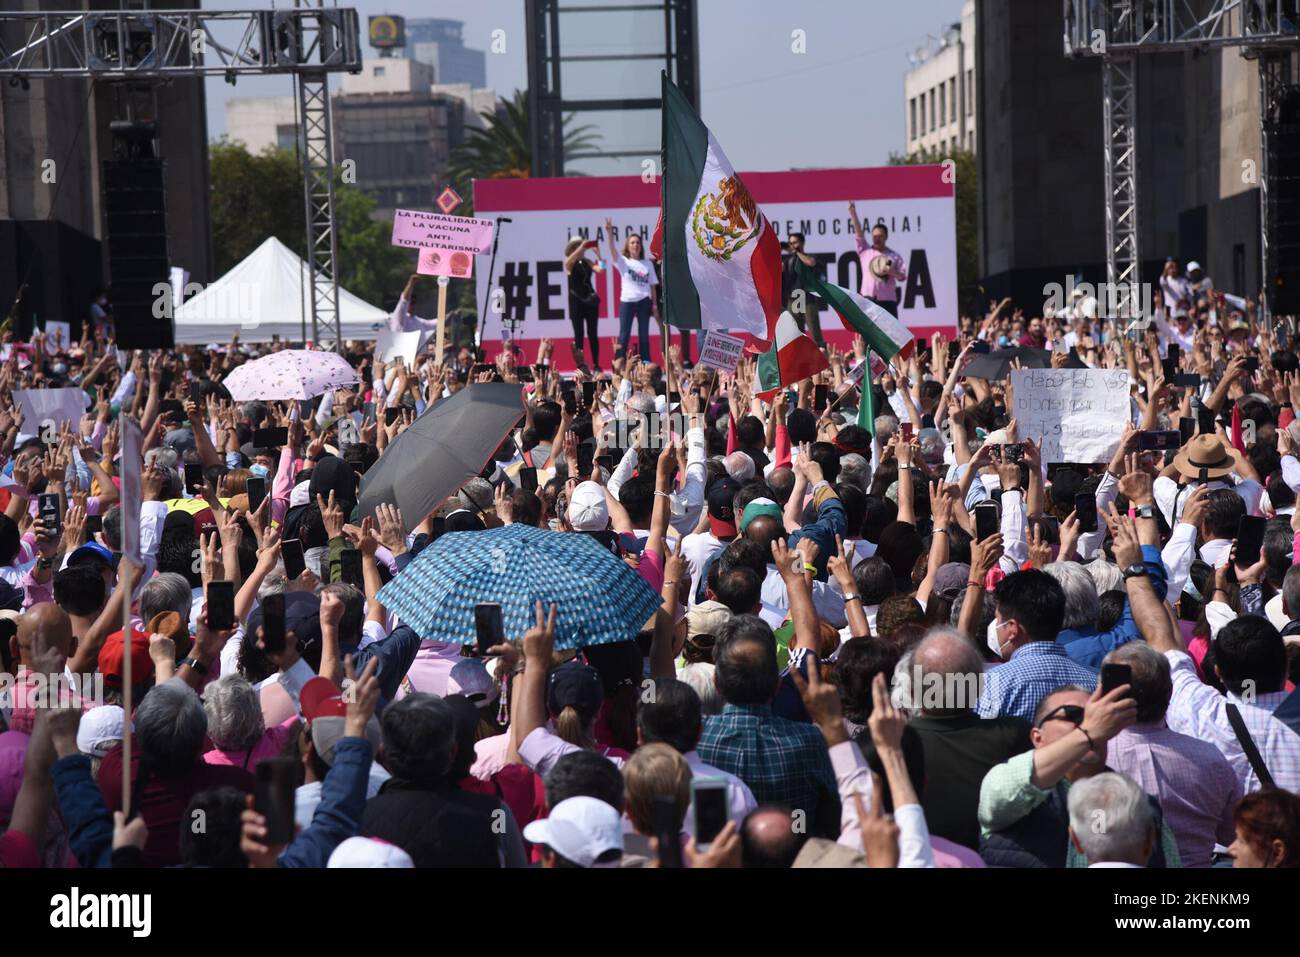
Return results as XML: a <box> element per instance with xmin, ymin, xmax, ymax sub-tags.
<box><xmin>374</xmin><ymin>66</ymin><xmax>386</xmax><ymax>77</ymax></box>
<box><xmin>910</xmin><ymin>98</ymin><xmax>917</xmax><ymax>141</ymax></box>
<box><xmin>938</xmin><ymin>84</ymin><xmax>946</xmax><ymax>130</ymax></box>
<box><xmin>966</xmin><ymin>70</ymin><xmax>974</xmax><ymax>115</ymax></box>
<box><xmin>949</xmin><ymin>77</ymin><xmax>957</xmax><ymax>123</ymax></box>
<box><xmin>929</xmin><ymin>89</ymin><xmax>936</xmax><ymax>132</ymax></box>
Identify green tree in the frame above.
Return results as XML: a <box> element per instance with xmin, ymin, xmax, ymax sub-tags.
<box><xmin>208</xmin><ymin>139</ymin><xmax>407</xmax><ymax>307</ymax></box>
<box><xmin>888</xmin><ymin>148</ymin><xmax>978</xmax><ymax>313</ymax></box>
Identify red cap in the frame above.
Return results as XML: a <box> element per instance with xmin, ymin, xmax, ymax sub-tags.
<box><xmin>192</xmin><ymin>507</ymin><xmax>217</xmax><ymax>536</ymax></box>
<box><xmin>299</xmin><ymin>676</ymin><xmax>347</xmax><ymax>721</ymax></box>
<box><xmin>98</xmin><ymin>628</ymin><xmax>153</xmax><ymax>690</ymax></box>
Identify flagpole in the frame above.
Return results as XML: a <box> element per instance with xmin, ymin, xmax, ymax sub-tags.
<box><xmin>659</xmin><ymin>69</ymin><xmax>669</xmax><ymax>373</ymax></box>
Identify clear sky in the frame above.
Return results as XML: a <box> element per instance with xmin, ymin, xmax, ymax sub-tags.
<box><xmin>204</xmin><ymin>0</ymin><xmax>967</xmax><ymax>171</ymax></box>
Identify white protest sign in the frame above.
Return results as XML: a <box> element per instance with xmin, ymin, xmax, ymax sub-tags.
<box><xmin>697</xmin><ymin>330</ymin><xmax>746</xmax><ymax>373</ymax></box>
<box><xmin>13</xmin><ymin>388</ymin><xmax>89</xmax><ymax>442</ymax></box>
<box><xmin>1010</xmin><ymin>367</ymin><xmax>1130</xmax><ymax>463</ymax></box>
<box><xmin>120</xmin><ymin>415</ymin><xmax>143</xmax><ymax>565</ymax></box>
<box><xmin>376</xmin><ymin>326</ymin><xmax>432</xmax><ymax>365</ymax></box>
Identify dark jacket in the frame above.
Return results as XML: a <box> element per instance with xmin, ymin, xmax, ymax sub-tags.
<box><xmin>361</xmin><ymin>778</ymin><xmax>516</xmax><ymax>867</ymax></box>
<box><xmin>52</xmin><ymin>754</ymin><xmax>114</xmax><ymax>869</ymax></box>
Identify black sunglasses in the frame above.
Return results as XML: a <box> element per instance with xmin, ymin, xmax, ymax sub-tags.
<box><xmin>1035</xmin><ymin>703</ymin><xmax>1085</xmax><ymax>729</ymax></box>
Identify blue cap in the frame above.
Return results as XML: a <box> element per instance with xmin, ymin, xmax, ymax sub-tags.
<box><xmin>67</xmin><ymin>541</ymin><xmax>113</xmax><ymax>568</ymax></box>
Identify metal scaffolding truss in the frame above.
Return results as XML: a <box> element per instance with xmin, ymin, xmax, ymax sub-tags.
<box><xmin>1064</xmin><ymin>0</ymin><xmax>1299</xmax><ymax>54</ymax></box>
<box><xmin>0</xmin><ymin>4</ymin><xmax>361</xmax><ymax>349</ymax></box>
<box><xmin>1103</xmin><ymin>55</ymin><xmax>1142</xmax><ymax>315</ymax></box>
<box><xmin>0</xmin><ymin>7</ymin><xmax>360</xmax><ymax>77</ymax></box>
<box><xmin>1064</xmin><ymin>0</ymin><xmax>1300</xmax><ymax>315</ymax></box>
<box><xmin>297</xmin><ymin>72</ymin><xmax>339</xmax><ymax>347</ymax></box>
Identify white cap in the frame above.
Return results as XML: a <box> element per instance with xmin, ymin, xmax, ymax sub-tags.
<box><xmin>567</xmin><ymin>481</ymin><xmax>608</xmax><ymax>531</ymax></box>
<box><xmin>522</xmin><ymin>796</ymin><xmax>624</xmax><ymax>867</ymax></box>
<box><xmin>327</xmin><ymin>837</ymin><xmax>414</xmax><ymax>868</ymax></box>
<box><xmin>447</xmin><ymin>657</ymin><xmax>500</xmax><ymax>707</ymax></box>
<box><xmin>76</xmin><ymin>705</ymin><xmax>127</xmax><ymax>758</ymax></box>
<box><xmin>724</xmin><ymin>450</ymin><xmax>755</xmax><ymax>483</ymax></box>
<box><xmin>1187</xmin><ymin>261</ymin><xmax>1202</xmax><ymax>273</ymax></box>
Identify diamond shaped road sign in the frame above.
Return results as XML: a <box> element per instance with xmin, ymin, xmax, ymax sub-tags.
<box><xmin>436</xmin><ymin>186</ymin><xmax>462</xmax><ymax>215</ymax></box>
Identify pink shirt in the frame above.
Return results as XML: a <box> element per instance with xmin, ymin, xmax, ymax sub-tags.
<box><xmin>854</xmin><ymin>234</ymin><xmax>906</xmax><ymax>302</ymax></box>
<box><xmin>203</xmin><ymin>718</ymin><xmax>297</xmax><ymax>771</ymax></box>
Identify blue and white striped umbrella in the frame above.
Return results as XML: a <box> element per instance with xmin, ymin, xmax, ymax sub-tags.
<box><xmin>377</xmin><ymin>524</ymin><xmax>663</xmax><ymax>650</ymax></box>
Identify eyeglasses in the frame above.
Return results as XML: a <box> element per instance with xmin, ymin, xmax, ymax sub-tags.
<box><xmin>1035</xmin><ymin>703</ymin><xmax>1085</xmax><ymax>729</ymax></box>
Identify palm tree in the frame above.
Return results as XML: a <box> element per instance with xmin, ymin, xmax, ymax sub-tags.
<box><xmin>446</xmin><ymin>90</ymin><xmax>603</xmax><ymax>212</ymax></box>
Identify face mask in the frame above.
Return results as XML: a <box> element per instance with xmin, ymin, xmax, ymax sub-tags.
<box><xmin>987</xmin><ymin>617</ymin><xmax>1005</xmax><ymax>658</ymax></box>
<box><xmin>250</xmin><ymin>464</ymin><xmax>270</xmax><ymax>479</ymax></box>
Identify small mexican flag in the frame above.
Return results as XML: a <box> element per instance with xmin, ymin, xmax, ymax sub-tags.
<box><xmin>755</xmin><ymin>311</ymin><xmax>829</xmax><ymax>401</ymax></box>
<box><xmin>661</xmin><ymin>74</ymin><xmax>783</xmax><ymax>342</ymax></box>
<box><xmin>795</xmin><ymin>259</ymin><xmax>913</xmax><ymax>362</ymax></box>
<box><xmin>857</xmin><ymin>351</ymin><xmax>877</xmax><ymax>434</ymax></box>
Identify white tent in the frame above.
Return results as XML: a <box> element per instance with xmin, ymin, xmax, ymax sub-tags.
<box><xmin>173</xmin><ymin>236</ymin><xmax>389</xmax><ymax>344</ymax></box>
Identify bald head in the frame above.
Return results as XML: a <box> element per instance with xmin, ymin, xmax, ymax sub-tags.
<box><xmin>912</xmin><ymin>628</ymin><xmax>984</xmax><ymax>717</ymax></box>
<box><xmin>14</xmin><ymin>603</ymin><xmax>75</xmax><ymax>670</ymax></box>
<box><xmin>745</xmin><ymin>515</ymin><xmax>783</xmax><ymax>552</ymax></box>
<box><xmin>741</xmin><ymin>807</ymin><xmax>804</xmax><ymax>868</ymax></box>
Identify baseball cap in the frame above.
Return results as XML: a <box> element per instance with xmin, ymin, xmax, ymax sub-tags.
<box><xmin>521</xmin><ymin>796</ymin><xmax>624</xmax><ymax>867</ymax></box>
<box><xmin>568</xmin><ymin>480</ymin><xmax>609</xmax><ymax>531</ymax></box>
<box><xmin>300</xmin><ymin>675</ymin><xmax>382</xmax><ymax>766</ymax></box>
<box><xmin>447</xmin><ymin>658</ymin><xmax>499</xmax><ymax>707</ymax></box>
<box><xmin>547</xmin><ymin>661</ymin><xmax>604</xmax><ymax>720</ymax></box>
<box><xmin>686</xmin><ymin>600</ymin><xmax>731</xmax><ymax>641</ymax></box>
<box><xmin>1187</xmin><ymin>261</ymin><xmax>1202</xmax><ymax>273</ymax></box>
<box><xmin>933</xmin><ymin>562</ymin><xmax>972</xmax><ymax>602</ymax></box>
<box><xmin>739</xmin><ymin>497</ymin><xmax>783</xmax><ymax>534</ymax></box>
<box><xmin>67</xmin><ymin>541</ymin><xmax>113</xmax><ymax>569</ymax></box>
<box><xmin>706</xmin><ymin>477</ymin><xmax>741</xmax><ymax>538</ymax></box>
<box><xmin>98</xmin><ymin>628</ymin><xmax>153</xmax><ymax>691</ymax></box>
<box><xmin>327</xmin><ymin>836</ymin><xmax>414</xmax><ymax>868</ymax></box>
<box><xmin>76</xmin><ymin>705</ymin><xmax>127</xmax><ymax>758</ymax></box>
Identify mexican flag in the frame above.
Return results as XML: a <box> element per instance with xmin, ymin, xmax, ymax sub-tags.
<box><xmin>857</xmin><ymin>352</ymin><xmax>877</xmax><ymax>434</ymax></box>
<box><xmin>796</xmin><ymin>259</ymin><xmax>913</xmax><ymax>362</ymax></box>
<box><xmin>661</xmin><ymin>74</ymin><xmax>783</xmax><ymax>342</ymax></box>
<box><xmin>755</xmin><ymin>312</ymin><xmax>829</xmax><ymax>401</ymax></box>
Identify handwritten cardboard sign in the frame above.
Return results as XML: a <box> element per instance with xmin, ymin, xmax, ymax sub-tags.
<box><xmin>391</xmin><ymin>209</ymin><xmax>495</xmax><ymax>254</ymax></box>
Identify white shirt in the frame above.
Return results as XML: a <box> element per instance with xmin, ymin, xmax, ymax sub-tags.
<box><xmin>615</xmin><ymin>256</ymin><xmax>658</xmax><ymax>302</ymax></box>
<box><xmin>759</xmin><ymin>566</ymin><xmax>849</xmax><ymax>630</ymax></box>
<box><xmin>682</xmin><ymin>751</ymin><xmax>757</xmax><ymax>832</ymax></box>
<box><xmin>295</xmin><ymin>764</ymin><xmax>392</xmax><ymax>829</ymax></box>
<box><xmin>681</xmin><ymin>531</ymin><xmax>726</xmax><ymax>607</ymax></box>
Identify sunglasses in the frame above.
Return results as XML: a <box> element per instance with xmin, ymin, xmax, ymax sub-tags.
<box><xmin>1035</xmin><ymin>703</ymin><xmax>1085</xmax><ymax>729</ymax></box>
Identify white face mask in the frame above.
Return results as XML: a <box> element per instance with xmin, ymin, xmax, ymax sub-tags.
<box><xmin>987</xmin><ymin>617</ymin><xmax>1005</xmax><ymax>658</ymax></box>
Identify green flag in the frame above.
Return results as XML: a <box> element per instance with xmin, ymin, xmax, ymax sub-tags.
<box><xmin>857</xmin><ymin>350</ymin><xmax>875</xmax><ymax>436</ymax></box>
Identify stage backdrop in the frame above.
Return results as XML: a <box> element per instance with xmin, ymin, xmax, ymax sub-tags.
<box><xmin>474</xmin><ymin>165</ymin><xmax>955</xmax><ymax>368</ymax></box>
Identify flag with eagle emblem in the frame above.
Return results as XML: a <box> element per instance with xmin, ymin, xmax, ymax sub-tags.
<box><xmin>660</xmin><ymin>74</ymin><xmax>783</xmax><ymax>343</ymax></box>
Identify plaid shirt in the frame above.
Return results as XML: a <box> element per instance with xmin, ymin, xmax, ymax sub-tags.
<box><xmin>698</xmin><ymin>703</ymin><xmax>837</xmax><ymax>828</ymax></box>
<box><xmin>978</xmin><ymin>641</ymin><xmax>1098</xmax><ymax>722</ymax></box>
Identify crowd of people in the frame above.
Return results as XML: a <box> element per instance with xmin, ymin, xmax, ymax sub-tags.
<box><xmin>0</xmin><ymin>253</ymin><xmax>1298</xmax><ymax>872</ymax></box>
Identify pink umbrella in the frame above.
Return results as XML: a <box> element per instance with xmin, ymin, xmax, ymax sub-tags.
<box><xmin>222</xmin><ymin>349</ymin><xmax>360</xmax><ymax>401</ymax></box>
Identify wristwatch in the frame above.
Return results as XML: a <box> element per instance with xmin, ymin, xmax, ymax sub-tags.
<box><xmin>1134</xmin><ymin>504</ymin><xmax>1156</xmax><ymax>520</ymax></box>
<box><xmin>1122</xmin><ymin>563</ymin><xmax>1148</xmax><ymax>580</ymax></box>
<box><xmin>182</xmin><ymin>657</ymin><xmax>209</xmax><ymax>675</ymax></box>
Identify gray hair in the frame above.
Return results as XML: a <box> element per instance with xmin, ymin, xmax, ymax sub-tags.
<box><xmin>677</xmin><ymin>662</ymin><xmax>723</xmax><ymax>716</ymax></box>
<box><xmin>202</xmin><ymin>674</ymin><xmax>266</xmax><ymax>751</ymax></box>
<box><xmin>910</xmin><ymin>627</ymin><xmax>985</xmax><ymax>715</ymax></box>
<box><xmin>457</xmin><ymin>477</ymin><xmax>494</xmax><ymax>514</ymax></box>
<box><xmin>144</xmin><ymin>446</ymin><xmax>178</xmax><ymax>472</ymax></box>
<box><xmin>1104</xmin><ymin>642</ymin><xmax>1172</xmax><ymax>723</ymax></box>
<box><xmin>1044</xmin><ymin>561</ymin><xmax>1100</xmax><ymax>632</ymax></box>
<box><xmin>135</xmin><ymin>678</ymin><xmax>207</xmax><ymax>774</ymax></box>
<box><xmin>874</xmin><ymin>415</ymin><xmax>900</xmax><ymax>440</ymax></box>
<box><xmin>139</xmin><ymin>572</ymin><xmax>194</xmax><ymax>625</ymax></box>
<box><xmin>950</xmin><ymin>588</ymin><xmax>996</xmax><ymax>633</ymax></box>
<box><xmin>1067</xmin><ymin>772</ymin><xmax>1154</xmax><ymax>866</ymax></box>
<box><xmin>838</xmin><ymin>453</ymin><xmax>870</xmax><ymax>492</ymax></box>
<box><xmin>626</xmin><ymin>393</ymin><xmax>656</xmax><ymax>417</ymax></box>
<box><xmin>1085</xmin><ymin>559</ymin><xmax>1123</xmax><ymax>596</ymax></box>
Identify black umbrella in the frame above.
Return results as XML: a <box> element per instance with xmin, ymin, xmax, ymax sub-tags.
<box><xmin>357</xmin><ymin>382</ymin><xmax>524</xmax><ymax>532</ymax></box>
<box><xmin>962</xmin><ymin>347</ymin><xmax>1087</xmax><ymax>381</ymax></box>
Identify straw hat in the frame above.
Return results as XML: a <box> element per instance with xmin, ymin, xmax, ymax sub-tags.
<box><xmin>1171</xmin><ymin>433</ymin><xmax>1239</xmax><ymax>481</ymax></box>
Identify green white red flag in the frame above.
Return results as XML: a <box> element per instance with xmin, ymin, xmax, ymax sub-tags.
<box><xmin>755</xmin><ymin>311</ymin><xmax>829</xmax><ymax>401</ymax></box>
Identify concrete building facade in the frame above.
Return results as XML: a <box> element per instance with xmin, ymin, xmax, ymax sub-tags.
<box><xmin>904</xmin><ymin>0</ymin><xmax>976</xmax><ymax>157</ymax></box>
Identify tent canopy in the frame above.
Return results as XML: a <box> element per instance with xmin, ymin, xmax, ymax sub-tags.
<box><xmin>173</xmin><ymin>237</ymin><xmax>388</xmax><ymax>344</ymax></box>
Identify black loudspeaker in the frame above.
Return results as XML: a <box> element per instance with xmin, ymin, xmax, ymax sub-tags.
<box><xmin>102</xmin><ymin>158</ymin><xmax>172</xmax><ymax>348</ymax></box>
<box><xmin>1268</xmin><ymin>88</ymin><xmax>1300</xmax><ymax>315</ymax></box>
<box><xmin>0</xmin><ymin>221</ymin><xmax>103</xmax><ymax>339</ymax></box>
